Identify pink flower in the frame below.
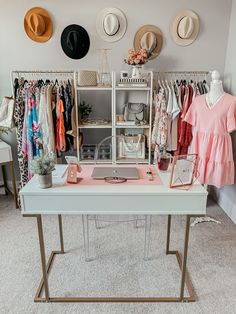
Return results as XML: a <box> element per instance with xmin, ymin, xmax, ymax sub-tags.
<box><xmin>140</xmin><ymin>48</ymin><xmax>147</xmax><ymax>54</ymax></box>
<box><xmin>124</xmin><ymin>48</ymin><xmax>149</xmax><ymax>65</ymax></box>
<box><xmin>128</xmin><ymin>49</ymin><xmax>135</xmax><ymax>56</ymax></box>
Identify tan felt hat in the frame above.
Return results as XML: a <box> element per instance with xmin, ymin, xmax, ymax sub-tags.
<box><xmin>170</xmin><ymin>10</ymin><xmax>199</xmax><ymax>46</ymax></box>
<box><xmin>24</xmin><ymin>7</ymin><xmax>53</xmax><ymax>43</ymax></box>
<box><xmin>134</xmin><ymin>25</ymin><xmax>163</xmax><ymax>60</ymax></box>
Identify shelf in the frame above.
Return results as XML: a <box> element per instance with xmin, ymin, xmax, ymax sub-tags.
<box><xmin>78</xmin><ymin>124</ymin><xmax>112</xmax><ymax>129</ymax></box>
<box><xmin>75</xmin><ymin>71</ymin><xmax>153</xmax><ymax>165</ymax></box>
<box><xmin>76</xmin><ymin>86</ymin><xmax>112</xmax><ymax>91</ymax></box>
<box><xmin>79</xmin><ymin>160</ymin><xmax>112</xmax><ymax>164</ymax></box>
<box><xmin>115</xmin><ymin>124</ymin><xmax>150</xmax><ymax>129</ymax></box>
<box><xmin>116</xmin><ymin>158</ymin><xmax>149</xmax><ymax>164</ymax></box>
<box><xmin>116</xmin><ymin>87</ymin><xmax>151</xmax><ymax>91</ymax></box>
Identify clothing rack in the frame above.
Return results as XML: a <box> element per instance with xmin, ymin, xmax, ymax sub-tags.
<box><xmin>10</xmin><ymin>70</ymin><xmax>74</xmax><ymax>95</ymax></box>
<box><xmin>153</xmin><ymin>71</ymin><xmax>210</xmax><ymax>74</ymax></box>
<box><xmin>153</xmin><ymin>70</ymin><xmax>210</xmax><ymax>80</ymax></box>
<box><xmin>153</xmin><ymin>71</ymin><xmax>211</xmax><ymax>90</ymax></box>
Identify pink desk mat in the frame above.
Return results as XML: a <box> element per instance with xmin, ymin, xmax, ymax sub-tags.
<box><xmin>66</xmin><ymin>165</ymin><xmax>162</xmax><ymax>186</ymax></box>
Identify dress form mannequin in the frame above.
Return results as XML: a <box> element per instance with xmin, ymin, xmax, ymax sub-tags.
<box><xmin>206</xmin><ymin>70</ymin><xmax>225</xmax><ymax>107</ymax></box>
<box><xmin>192</xmin><ymin>70</ymin><xmax>223</xmax><ymax>227</ymax></box>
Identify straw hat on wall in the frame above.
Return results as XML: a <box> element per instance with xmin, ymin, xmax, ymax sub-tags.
<box><xmin>96</xmin><ymin>8</ymin><xmax>127</xmax><ymax>42</ymax></box>
<box><xmin>133</xmin><ymin>25</ymin><xmax>163</xmax><ymax>60</ymax></box>
<box><xmin>170</xmin><ymin>10</ymin><xmax>200</xmax><ymax>46</ymax></box>
<box><xmin>24</xmin><ymin>7</ymin><xmax>53</xmax><ymax>43</ymax></box>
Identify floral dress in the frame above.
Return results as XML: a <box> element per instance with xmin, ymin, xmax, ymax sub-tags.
<box><xmin>152</xmin><ymin>89</ymin><xmax>168</xmax><ymax>152</ymax></box>
<box><xmin>13</xmin><ymin>79</ymin><xmax>28</xmax><ymax>191</ymax></box>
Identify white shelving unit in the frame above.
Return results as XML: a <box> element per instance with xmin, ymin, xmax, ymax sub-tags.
<box><xmin>74</xmin><ymin>71</ymin><xmax>153</xmax><ymax>164</ymax></box>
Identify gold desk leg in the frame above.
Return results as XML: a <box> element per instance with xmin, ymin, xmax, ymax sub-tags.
<box><xmin>9</xmin><ymin>161</ymin><xmax>18</xmax><ymax>209</ymax></box>
<box><xmin>58</xmin><ymin>215</ymin><xmax>64</xmax><ymax>253</ymax></box>
<box><xmin>36</xmin><ymin>215</ymin><xmax>50</xmax><ymax>302</ymax></box>
<box><xmin>1</xmin><ymin>164</ymin><xmax>8</xmax><ymax>195</ymax></box>
<box><xmin>29</xmin><ymin>214</ymin><xmax>197</xmax><ymax>303</ymax></box>
<box><xmin>166</xmin><ymin>215</ymin><xmax>172</xmax><ymax>254</ymax></box>
<box><xmin>34</xmin><ymin>214</ymin><xmax>65</xmax><ymax>302</ymax></box>
<box><xmin>180</xmin><ymin>215</ymin><xmax>191</xmax><ymax>301</ymax></box>
<box><xmin>166</xmin><ymin>215</ymin><xmax>197</xmax><ymax>302</ymax></box>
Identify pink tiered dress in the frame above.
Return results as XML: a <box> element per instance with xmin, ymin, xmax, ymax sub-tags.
<box><xmin>184</xmin><ymin>93</ymin><xmax>236</xmax><ymax>188</ymax></box>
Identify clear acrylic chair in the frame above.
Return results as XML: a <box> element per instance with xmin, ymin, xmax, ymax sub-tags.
<box><xmin>82</xmin><ymin>135</ymin><xmax>152</xmax><ymax>261</ymax></box>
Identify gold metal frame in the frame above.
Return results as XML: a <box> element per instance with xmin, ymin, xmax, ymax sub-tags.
<box><xmin>1</xmin><ymin>161</ymin><xmax>18</xmax><ymax>208</ymax></box>
<box><xmin>23</xmin><ymin>214</ymin><xmax>200</xmax><ymax>303</ymax></box>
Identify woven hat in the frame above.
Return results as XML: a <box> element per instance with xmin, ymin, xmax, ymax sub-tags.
<box><xmin>61</xmin><ymin>24</ymin><xmax>90</xmax><ymax>59</ymax></box>
<box><xmin>24</xmin><ymin>7</ymin><xmax>53</xmax><ymax>43</ymax></box>
<box><xmin>96</xmin><ymin>8</ymin><xmax>127</xmax><ymax>42</ymax></box>
<box><xmin>170</xmin><ymin>10</ymin><xmax>199</xmax><ymax>46</ymax></box>
<box><xmin>133</xmin><ymin>25</ymin><xmax>163</xmax><ymax>60</ymax></box>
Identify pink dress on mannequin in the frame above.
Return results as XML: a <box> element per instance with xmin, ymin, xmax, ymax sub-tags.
<box><xmin>184</xmin><ymin>93</ymin><xmax>236</xmax><ymax>188</ymax></box>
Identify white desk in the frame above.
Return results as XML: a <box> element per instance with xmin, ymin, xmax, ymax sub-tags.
<box><xmin>0</xmin><ymin>140</ymin><xmax>18</xmax><ymax>208</ymax></box>
<box><xmin>20</xmin><ymin>165</ymin><xmax>208</xmax><ymax>303</ymax></box>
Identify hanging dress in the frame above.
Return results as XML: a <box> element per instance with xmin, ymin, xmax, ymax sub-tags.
<box><xmin>152</xmin><ymin>90</ymin><xmax>168</xmax><ymax>149</ymax></box>
<box><xmin>13</xmin><ymin>79</ymin><xmax>28</xmax><ymax>190</ymax></box>
<box><xmin>184</xmin><ymin>93</ymin><xmax>236</xmax><ymax>187</ymax></box>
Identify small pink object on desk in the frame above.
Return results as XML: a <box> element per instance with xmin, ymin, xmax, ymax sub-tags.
<box><xmin>66</xmin><ymin>164</ymin><xmax>82</xmax><ymax>184</ymax></box>
<box><xmin>65</xmin><ymin>165</ymin><xmax>162</xmax><ymax>186</ymax></box>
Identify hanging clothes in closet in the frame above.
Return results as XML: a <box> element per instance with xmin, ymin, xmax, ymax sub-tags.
<box><xmin>13</xmin><ymin>76</ymin><xmax>76</xmax><ymax>188</ymax></box>
<box><xmin>152</xmin><ymin>76</ymin><xmax>209</xmax><ymax>155</ymax></box>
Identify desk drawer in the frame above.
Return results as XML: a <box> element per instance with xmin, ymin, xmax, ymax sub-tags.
<box><xmin>0</xmin><ymin>147</ymin><xmax>12</xmax><ymax>163</ymax></box>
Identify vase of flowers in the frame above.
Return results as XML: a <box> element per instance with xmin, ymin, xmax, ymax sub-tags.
<box><xmin>31</xmin><ymin>155</ymin><xmax>55</xmax><ymax>189</ymax></box>
<box><xmin>124</xmin><ymin>48</ymin><xmax>149</xmax><ymax>79</ymax></box>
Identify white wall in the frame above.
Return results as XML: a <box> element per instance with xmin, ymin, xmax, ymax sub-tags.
<box><xmin>0</xmin><ymin>0</ymin><xmax>233</xmax><ymax>180</ymax></box>
<box><xmin>212</xmin><ymin>0</ymin><xmax>236</xmax><ymax>223</ymax></box>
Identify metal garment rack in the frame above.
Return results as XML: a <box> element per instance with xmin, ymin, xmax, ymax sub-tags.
<box><xmin>10</xmin><ymin>70</ymin><xmax>74</xmax><ymax>95</ymax></box>
<box><xmin>154</xmin><ymin>70</ymin><xmax>221</xmax><ymax>227</ymax></box>
<box><xmin>153</xmin><ymin>70</ymin><xmax>210</xmax><ymax>80</ymax></box>
<box><xmin>153</xmin><ymin>71</ymin><xmax>210</xmax><ymax>74</ymax></box>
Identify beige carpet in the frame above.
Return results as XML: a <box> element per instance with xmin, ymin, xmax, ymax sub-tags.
<box><xmin>0</xmin><ymin>194</ymin><xmax>236</xmax><ymax>314</ymax></box>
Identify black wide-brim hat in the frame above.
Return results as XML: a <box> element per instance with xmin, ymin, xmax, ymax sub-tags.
<box><xmin>61</xmin><ymin>24</ymin><xmax>90</xmax><ymax>59</ymax></box>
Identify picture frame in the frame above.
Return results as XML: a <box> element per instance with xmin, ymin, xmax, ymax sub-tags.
<box><xmin>120</xmin><ymin>71</ymin><xmax>129</xmax><ymax>79</ymax></box>
<box><xmin>169</xmin><ymin>154</ymin><xmax>198</xmax><ymax>188</ymax></box>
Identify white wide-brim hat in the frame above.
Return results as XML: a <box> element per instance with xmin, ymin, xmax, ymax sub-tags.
<box><xmin>96</xmin><ymin>8</ymin><xmax>127</xmax><ymax>42</ymax></box>
<box><xmin>170</xmin><ymin>10</ymin><xmax>199</xmax><ymax>46</ymax></box>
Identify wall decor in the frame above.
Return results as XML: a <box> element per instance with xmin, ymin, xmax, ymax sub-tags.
<box><xmin>98</xmin><ymin>48</ymin><xmax>112</xmax><ymax>86</ymax></box>
<box><xmin>170</xmin><ymin>10</ymin><xmax>199</xmax><ymax>46</ymax></box>
<box><xmin>61</xmin><ymin>24</ymin><xmax>90</xmax><ymax>59</ymax></box>
<box><xmin>96</xmin><ymin>8</ymin><xmax>127</xmax><ymax>42</ymax></box>
<box><xmin>133</xmin><ymin>25</ymin><xmax>163</xmax><ymax>60</ymax></box>
<box><xmin>24</xmin><ymin>7</ymin><xmax>53</xmax><ymax>43</ymax></box>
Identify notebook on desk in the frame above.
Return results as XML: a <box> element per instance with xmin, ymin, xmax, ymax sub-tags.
<box><xmin>91</xmin><ymin>167</ymin><xmax>139</xmax><ymax>180</ymax></box>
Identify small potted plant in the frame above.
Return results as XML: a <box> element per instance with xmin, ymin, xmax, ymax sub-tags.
<box><xmin>0</xmin><ymin>126</ymin><xmax>11</xmax><ymax>140</ymax></box>
<box><xmin>31</xmin><ymin>155</ymin><xmax>55</xmax><ymax>189</ymax></box>
<box><xmin>124</xmin><ymin>48</ymin><xmax>149</xmax><ymax>79</ymax></box>
<box><xmin>78</xmin><ymin>101</ymin><xmax>93</xmax><ymax>122</ymax></box>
